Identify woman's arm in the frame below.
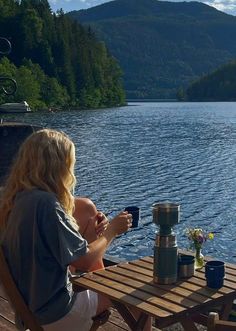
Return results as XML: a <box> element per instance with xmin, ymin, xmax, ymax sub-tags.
<box><xmin>70</xmin><ymin>211</ymin><xmax>132</xmax><ymax>271</ymax></box>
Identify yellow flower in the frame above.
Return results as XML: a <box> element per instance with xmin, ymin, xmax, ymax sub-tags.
<box><xmin>208</xmin><ymin>233</ymin><xmax>214</xmax><ymax>240</ymax></box>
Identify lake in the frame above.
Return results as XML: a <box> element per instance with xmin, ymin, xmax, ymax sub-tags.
<box><xmin>2</xmin><ymin>101</ymin><xmax>236</xmax><ymax>263</ymax></box>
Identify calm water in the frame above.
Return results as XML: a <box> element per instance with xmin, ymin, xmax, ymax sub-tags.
<box><xmin>2</xmin><ymin>102</ymin><xmax>236</xmax><ymax>263</ymax></box>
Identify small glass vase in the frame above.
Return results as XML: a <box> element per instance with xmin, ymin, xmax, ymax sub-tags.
<box><xmin>195</xmin><ymin>247</ymin><xmax>204</xmax><ymax>270</ymax></box>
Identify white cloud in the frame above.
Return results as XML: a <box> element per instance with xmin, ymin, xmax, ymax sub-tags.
<box><xmin>48</xmin><ymin>0</ymin><xmax>236</xmax><ymax>16</ymax></box>
<box><xmin>158</xmin><ymin>0</ymin><xmax>236</xmax><ymax>15</ymax></box>
<box><xmin>49</xmin><ymin>0</ymin><xmax>112</xmax><ymax>12</ymax></box>
<box><xmin>204</xmin><ymin>0</ymin><xmax>236</xmax><ymax>14</ymax></box>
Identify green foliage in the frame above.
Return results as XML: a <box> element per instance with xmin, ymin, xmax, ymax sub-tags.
<box><xmin>0</xmin><ymin>0</ymin><xmax>125</xmax><ymax>109</ymax></box>
<box><xmin>0</xmin><ymin>57</ymin><xmax>69</xmax><ymax>109</ymax></box>
<box><xmin>68</xmin><ymin>0</ymin><xmax>236</xmax><ymax>99</ymax></box>
<box><xmin>184</xmin><ymin>60</ymin><xmax>236</xmax><ymax>101</ymax></box>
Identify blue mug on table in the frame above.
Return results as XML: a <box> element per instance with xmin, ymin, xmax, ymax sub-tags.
<box><xmin>205</xmin><ymin>260</ymin><xmax>225</xmax><ymax>289</ymax></box>
<box><xmin>124</xmin><ymin>206</ymin><xmax>140</xmax><ymax>228</ymax></box>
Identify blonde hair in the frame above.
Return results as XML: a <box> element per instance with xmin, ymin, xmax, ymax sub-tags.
<box><xmin>0</xmin><ymin>129</ymin><xmax>77</xmax><ymax>231</ymax></box>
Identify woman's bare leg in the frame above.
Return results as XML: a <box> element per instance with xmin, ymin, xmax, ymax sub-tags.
<box><xmin>73</xmin><ymin>197</ymin><xmax>104</xmax><ymax>270</ymax></box>
<box><xmin>73</xmin><ymin>198</ymin><xmax>112</xmax><ymax>316</ymax></box>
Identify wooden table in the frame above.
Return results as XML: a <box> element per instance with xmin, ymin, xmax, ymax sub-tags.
<box><xmin>71</xmin><ymin>253</ymin><xmax>236</xmax><ymax>331</ymax></box>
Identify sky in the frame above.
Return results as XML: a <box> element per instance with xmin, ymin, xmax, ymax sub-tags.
<box><xmin>48</xmin><ymin>0</ymin><xmax>236</xmax><ymax>16</ymax></box>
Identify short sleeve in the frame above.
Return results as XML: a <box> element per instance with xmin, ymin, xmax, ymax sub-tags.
<box><xmin>37</xmin><ymin>196</ymin><xmax>88</xmax><ymax>268</ymax></box>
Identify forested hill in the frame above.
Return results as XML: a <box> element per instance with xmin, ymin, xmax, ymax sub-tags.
<box><xmin>68</xmin><ymin>0</ymin><xmax>236</xmax><ymax>99</ymax></box>
<box><xmin>183</xmin><ymin>60</ymin><xmax>236</xmax><ymax>101</ymax></box>
<box><xmin>0</xmin><ymin>0</ymin><xmax>125</xmax><ymax>110</ymax></box>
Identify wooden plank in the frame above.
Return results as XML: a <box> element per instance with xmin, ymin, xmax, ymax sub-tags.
<box><xmin>194</xmin><ymin>270</ymin><xmax>236</xmax><ymax>290</ymax></box>
<box><xmin>73</xmin><ymin>276</ymin><xmax>171</xmax><ymax>318</ymax></box>
<box><xmin>117</xmin><ymin>260</ymin><xmax>228</xmax><ymax>300</ymax></box>
<box><xmin>141</xmin><ymin>255</ymin><xmax>236</xmax><ymax>281</ymax></box>
<box><xmin>117</xmin><ymin>263</ymin><xmax>222</xmax><ymax>299</ymax></box>
<box><xmin>133</xmin><ymin>258</ymin><xmax>236</xmax><ymax>286</ymax></box>
<box><xmin>115</xmin><ymin>262</ymin><xmax>153</xmax><ymax>277</ymax></box>
<box><xmin>186</xmin><ymin>275</ymin><xmax>236</xmax><ymax>295</ymax></box>
<box><xmin>0</xmin><ymin>317</ymin><xmax>16</xmax><ymax>331</ymax></box>
<box><xmin>96</xmin><ymin>268</ymin><xmax>199</xmax><ymax>308</ymax></box>
<box><xmin>109</xmin><ymin>264</ymin><xmax>153</xmax><ymax>281</ymax></box>
<box><xmin>0</xmin><ymin>297</ymin><xmax>15</xmax><ymax>323</ymax></box>
<box><xmin>140</xmin><ymin>256</ymin><xmax>153</xmax><ymax>264</ymax></box>
<box><xmin>108</xmin><ymin>266</ymin><xmax>211</xmax><ymax>304</ymax></box>
<box><xmin>100</xmin><ymin>262</ymin><xmax>236</xmax><ymax>315</ymax></box>
<box><xmin>131</xmin><ymin>259</ymin><xmax>236</xmax><ymax>292</ymax></box>
<box><xmin>130</xmin><ymin>259</ymin><xmax>153</xmax><ymax>270</ymax></box>
<box><xmin>0</xmin><ymin>296</ymin><xmax>16</xmax><ymax>331</ymax></box>
<box><xmin>81</xmin><ymin>273</ymin><xmax>178</xmax><ymax>314</ymax></box>
<box><xmin>92</xmin><ymin>271</ymin><xmax>187</xmax><ymax>313</ymax></box>
<box><xmin>177</xmin><ymin>278</ymin><xmax>233</xmax><ymax>299</ymax></box>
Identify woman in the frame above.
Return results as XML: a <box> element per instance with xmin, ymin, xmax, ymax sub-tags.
<box><xmin>0</xmin><ymin>129</ymin><xmax>133</xmax><ymax>331</ymax></box>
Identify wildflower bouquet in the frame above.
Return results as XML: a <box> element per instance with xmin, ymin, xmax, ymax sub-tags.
<box><xmin>186</xmin><ymin>228</ymin><xmax>214</xmax><ymax>250</ymax></box>
<box><xmin>185</xmin><ymin>228</ymin><xmax>214</xmax><ymax>269</ymax></box>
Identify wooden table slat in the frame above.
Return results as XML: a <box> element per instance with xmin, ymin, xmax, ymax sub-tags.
<box><xmin>140</xmin><ymin>256</ymin><xmax>153</xmax><ymax>264</ymax></box>
<box><xmin>95</xmin><ymin>268</ymin><xmax>198</xmax><ymax>309</ymax></box>
<box><xmin>0</xmin><ymin>297</ymin><xmax>15</xmax><ymax>323</ymax></box>
<box><xmin>115</xmin><ymin>262</ymin><xmax>153</xmax><ymax>277</ymax></box>
<box><xmin>85</xmin><ymin>273</ymin><xmax>185</xmax><ymax>314</ymax></box>
<box><xmin>103</xmin><ymin>265</ymin><xmax>211</xmax><ymax>304</ymax></box>
<box><xmin>134</xmin><ymin>257</ymin><xmax>236</xmax><ymax>278</ymax></box>
<box><xmin>116</xmin><ymin>263</ymin><xmax>230</xmax><ymax>299</ymax></box>
<box><xmin>117</xmin><ymin>261</ymin><xmax>236</xmax><ymax>298</ymax></box>
<box><xmin>185</xmin><ymin>275</ymin><xmax>236</xmax><ymax>294</ymax></box>
<box><xmin>193</xmin><ymin>270</ymin><xmax>236</xmax><ymax>290</ymax></box>
<box><xmin>106</xmin><ymin>264</ymin><xmax>234</xmax><ymax>303</ymax></box>
<box><xmin>129</xmin><ymin>260</ymin><xmax>153</xmax><ymax>270</ymax></box>
<box><xmin>73</xmin><ymin>277</ymin><xmax>171</xmax><ymax>318</ymax></box>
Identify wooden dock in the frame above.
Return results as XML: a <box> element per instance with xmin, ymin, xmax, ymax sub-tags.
<box><xmin>0</xmin><ymin>293</ymin><xmax>208</xmax><ymax>330</ymax></box>
<box><xmin>1</xmin><ymin>292</ymin><xmax>171</xmax><ymax>330</ymax></box>
<box><xmin>0</xmin><ymin>293</ymin><xmax>131</xmax><ymax>331</ymax></box>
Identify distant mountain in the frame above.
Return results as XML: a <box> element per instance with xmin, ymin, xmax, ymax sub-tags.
<box><xmin>67</xmin><ymin>0</ymin><xmax>236</xmax><ymax>99</ymax></box>
<box><xmin>183</xmin><ymin>60</ymin><xmax>236</xmax><ymax>101</ymax></box>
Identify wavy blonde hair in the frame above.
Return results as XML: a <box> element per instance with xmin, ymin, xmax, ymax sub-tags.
<box><xmin>0</xmin><ymin>129</ymin><xmax>77</xmax><ymax>231</ymax></box>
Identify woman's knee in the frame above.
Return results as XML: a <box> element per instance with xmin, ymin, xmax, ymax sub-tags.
<box><xmin>73</xmin><ymin>197</ymin><xmax>98</xmax><ymax>239</ymax></box>
<box><xmin>96</xmin><ymin>294</ymin><xmax>111</xmax><ymax>315</ymax></box>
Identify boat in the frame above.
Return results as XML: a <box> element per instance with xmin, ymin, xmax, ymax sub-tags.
<box><xmin>0</xmin><ymin>101</ymin><xmax>31</xmax><ymax>113</ymax></box>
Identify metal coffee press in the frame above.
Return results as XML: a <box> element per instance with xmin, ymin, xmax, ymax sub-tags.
<box><xmin>152</xmin><ymin>202</ymin><xmax>180</xmax><ymax>284</ymax></box>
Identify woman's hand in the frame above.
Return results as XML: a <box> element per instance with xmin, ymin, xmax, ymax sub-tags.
<box><xmin>95</xmin><ymin>212</ymin><xmax>109</xmax><ymax>237</ymax></box>
<box><xmin>109</xmin><ymin>211</ymin><xmax>132</xmax><ymax>236</ymax></box>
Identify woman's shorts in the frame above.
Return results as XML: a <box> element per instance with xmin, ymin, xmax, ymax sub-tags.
<box><xmin>43</xmin><ymin>290</ymin><xmax>98</xmax><ymax>331</ymax></box>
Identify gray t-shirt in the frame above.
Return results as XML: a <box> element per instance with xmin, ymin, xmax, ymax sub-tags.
<box><xmin>2</xmin><ymin>189</ymin><xmax>88</xmax><ymax>324</ymax></box>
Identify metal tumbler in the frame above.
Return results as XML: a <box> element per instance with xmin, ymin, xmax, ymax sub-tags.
<box><xmin>152</xmin><ymin>202</ymin><xmax>180</xmax><ymax>284</ymax></box>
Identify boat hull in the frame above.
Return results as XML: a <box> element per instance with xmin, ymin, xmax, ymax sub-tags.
<box><xmin>0</xmin><ymin>102</ymin><xmax>31</xmax><ymax>113</ymax></box>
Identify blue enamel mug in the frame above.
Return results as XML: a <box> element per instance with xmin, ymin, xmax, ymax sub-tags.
<box><xmin>205</xmin><ymin>260</ymin><xmax>225</xmax><ymax>289</ymax></box>
<box><xmin>124</xmin><ymin>206</ymin><xmax>140</xmax><ymax>228</ymax></box>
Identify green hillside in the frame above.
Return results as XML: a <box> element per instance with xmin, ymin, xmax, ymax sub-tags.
<box><xmin>183</xmin><ymin>60</ymin><xmax>236</xmax><ymax>101</ymax></box>
<box><xmin>68</xmin><ymin>0</ymin><xmax>236</xmax><ymax>99</ymax></box>
<box><xmin>0</xmin><ymin>0</ymin><xmax>125</xmax><ymax>110</ymax></box>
